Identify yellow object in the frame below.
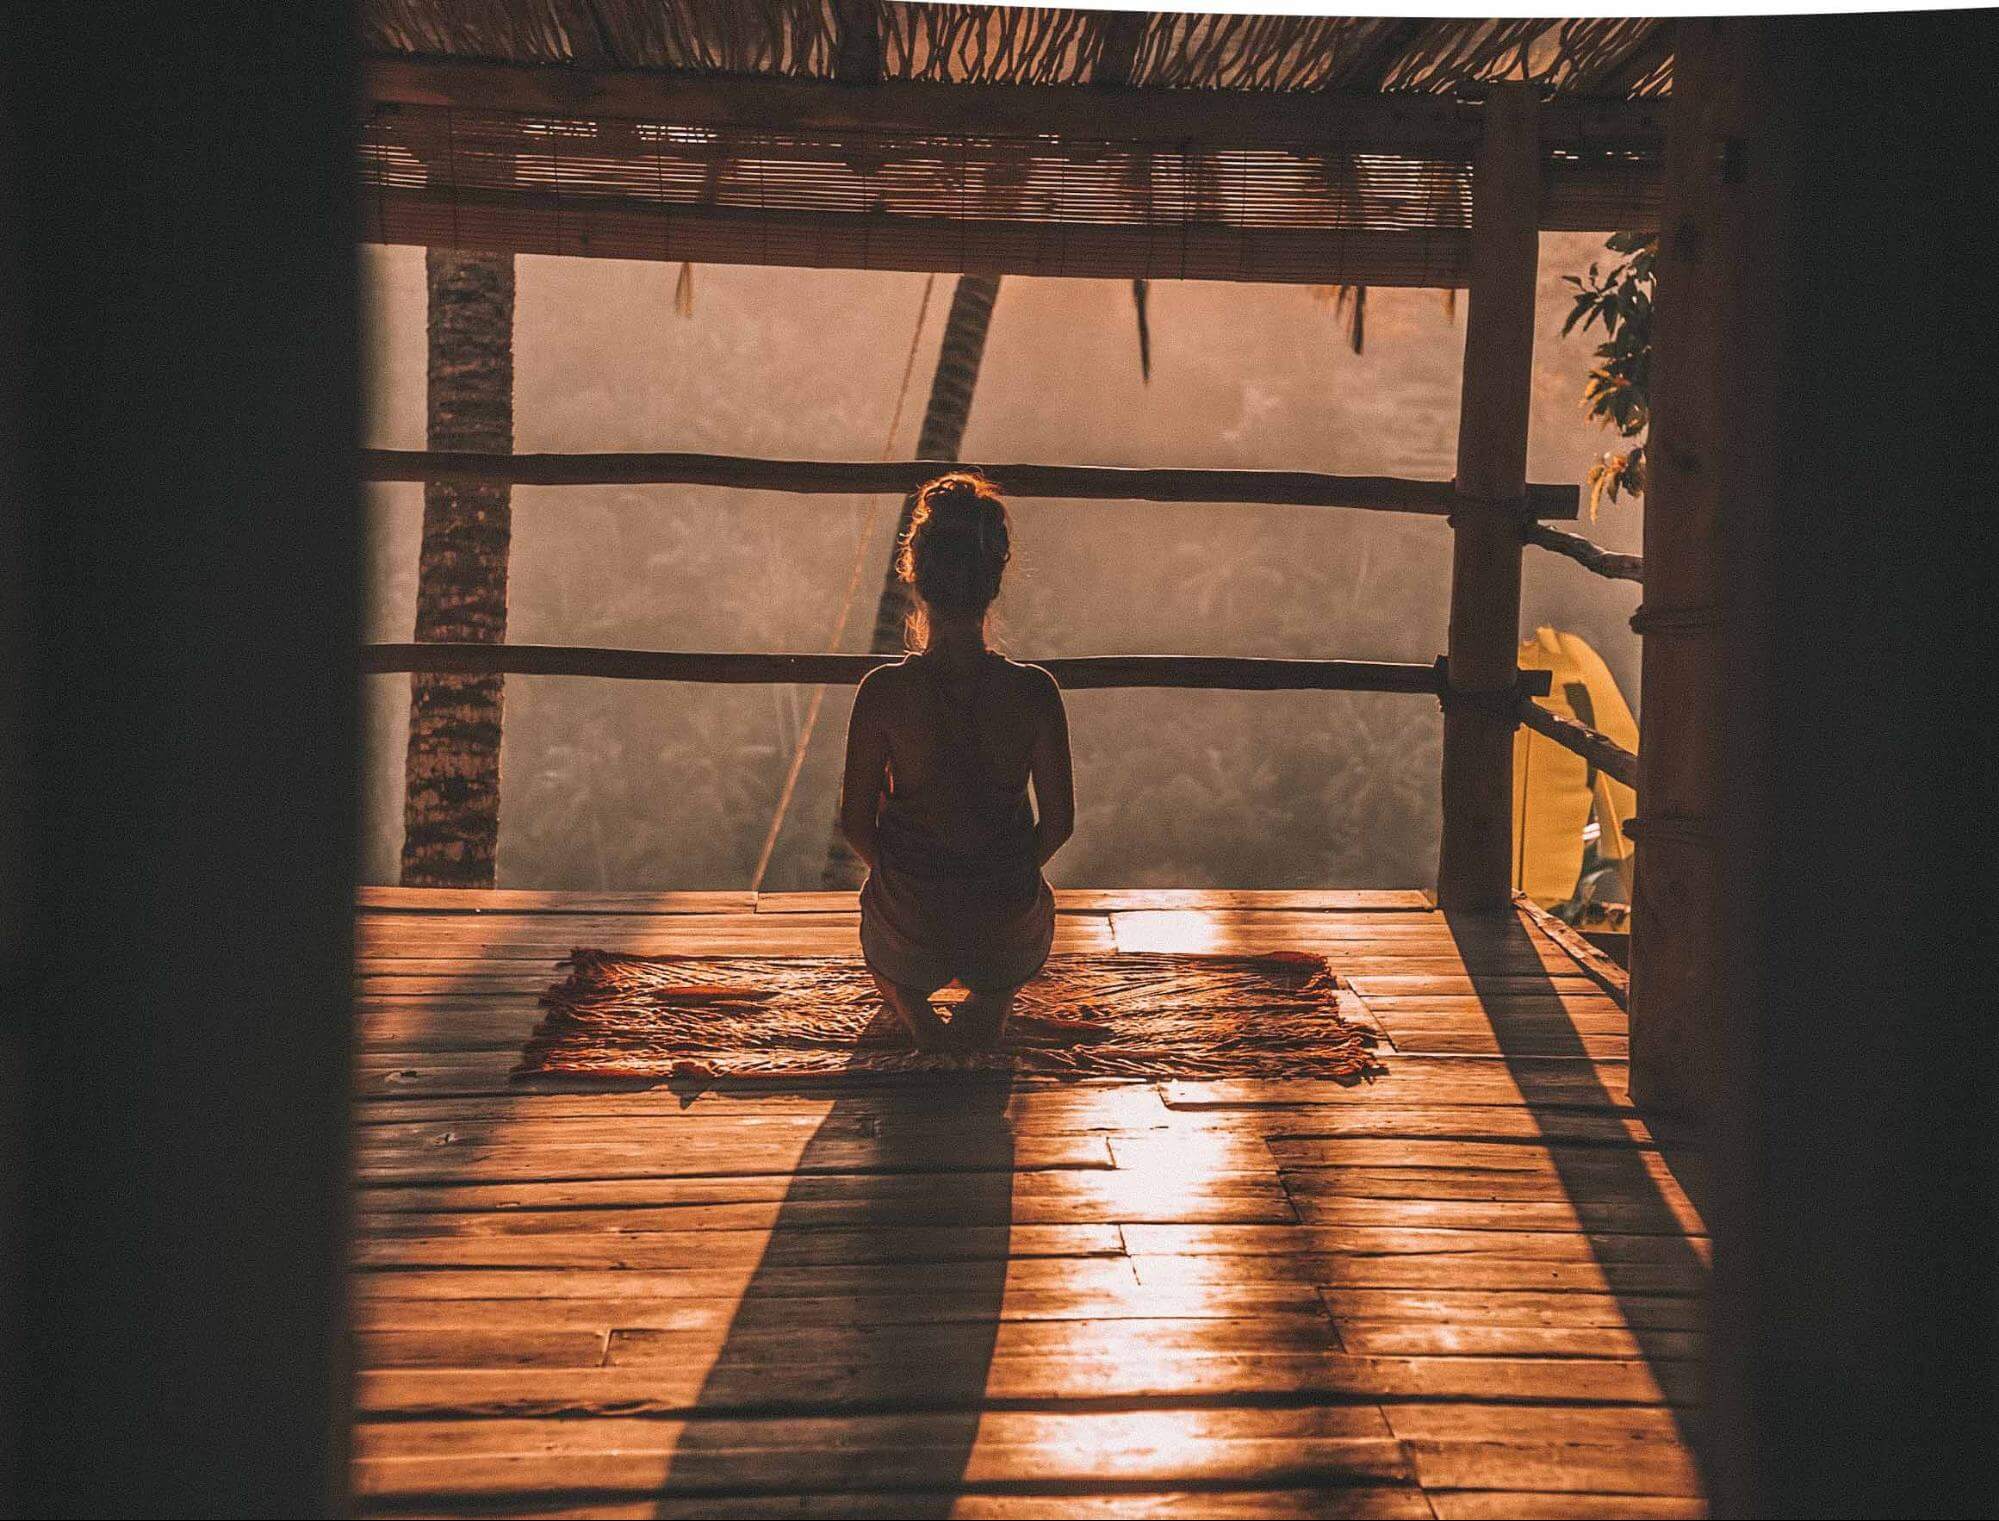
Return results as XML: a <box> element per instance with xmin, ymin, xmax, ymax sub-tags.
<box><xmin>1512</xmin><ymin>627</ymin><xmax>1640</xmax><ymax>907</ymax></box>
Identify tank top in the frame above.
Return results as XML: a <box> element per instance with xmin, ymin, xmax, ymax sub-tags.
<box><xmin>875</xmin><ymin>653</ymin><xmax>1038</xmax><ymax>880</ymax></box>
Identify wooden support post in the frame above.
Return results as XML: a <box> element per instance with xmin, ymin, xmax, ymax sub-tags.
<box><xmin>1437</xmin><ymin>84</ymin><xmax>1539</xmax><ymax>911</ymax></box>
<box><xmin>1626</xmin><ymin>24</ymin><xmax>1729</xmax><ymax>1126</ymax></box>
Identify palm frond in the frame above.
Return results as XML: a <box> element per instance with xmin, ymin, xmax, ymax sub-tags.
<box><xmin>1310</xmin><ymin>283</ymin><xmax>1367</xmax><ymax>353</ymax></box>
<box><xmin>1131</xmin><ymin>278</ymin><xmax>1152</xmax><ymax>382</ymax></box>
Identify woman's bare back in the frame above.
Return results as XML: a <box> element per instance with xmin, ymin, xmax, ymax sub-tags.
<box><xmin>871</xmin><ymin>653</ymin><xmax>1047</xmax><ymax>818</ymax></box>
<box><xmin>836</xmin><ymin>474</ymin><xmax>1074</xmax><ymax>1040</ymax></box>
<box><xmin>842</xmin><ymin>649</ymin><xmax>1074</xmax><ymax>1008</ymax></box>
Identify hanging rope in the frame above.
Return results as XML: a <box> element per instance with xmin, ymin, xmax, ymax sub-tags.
<box><xmin>745</xmin><ymin>273</ymin><xmax>936</xmax><ymax>894</ymax></box>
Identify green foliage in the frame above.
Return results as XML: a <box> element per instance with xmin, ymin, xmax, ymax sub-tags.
<box><xmin>1562</xmin><ymin>230</ymin><xmax>1655</xmax><ymax>515</ymax></box>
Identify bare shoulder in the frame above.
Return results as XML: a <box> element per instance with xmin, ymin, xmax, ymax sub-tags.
<box><xmin>853</xmin><ymin>658</ymin><xmax>920</xmax><ymax>719</ymax></box>
<box><xmin>996</xmin><ymin>657</ymin><xmax>1063</xmax><ymax>713</ymax></box>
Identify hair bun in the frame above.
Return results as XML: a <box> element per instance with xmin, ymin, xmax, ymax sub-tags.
<box><xmin>926</xmin><ymin>476</ymin><xmax>980</xmax><ymax>502</ymax></box>
<box><xmin>895</xmin><ymin>473</ymin><xmax>1012</xmax><ymax>642</ymax></box>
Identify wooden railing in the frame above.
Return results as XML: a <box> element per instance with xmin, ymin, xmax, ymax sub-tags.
<box><xmin>1516</xmin><ymin>691</ymin><xmax>1640</xmax><ymax>786</ymax></box>
<box><xmin>369</xmin><ymin>439</ymin><xmax>1643</xmax><ymax>892</ymax></box>
<box><xmin>368</xmin><ymin>643</ymin><xmax>1654</xmax><ymax>786</ymax></box>
<box><xmin>1522</xmin><ymin>521</ymin><xmax>1644</xmax><ymax>582</ymax></box>
<box><xmin>373</xmin><ymin>641</ymin><xmax>1651</xmax><ymax>795</ymax></box>
<box><xmin>1514</xmin><ymin>521</ymin><xmax>1644</xmax><ymax>782</ymax></box>
<box><xmin>361</xmin><ymin>449</ymin><xmax>1583</xmax><ymax>520</ymax></box>
<box><xmin>365</xmin><ymin>643</ymin><xmax>1562</xmax><ymax>698</ymax></box>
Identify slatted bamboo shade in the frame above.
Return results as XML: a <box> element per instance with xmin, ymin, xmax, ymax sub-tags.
<box><xmin>362</xmin><ymin>104</ymin><xmax>1458</xmax><ymax>283</ymax></box>
<box><xmin>360</xmin><ymin>98</ymin><xmax>1661</xmax><ymax>284</ymax></box>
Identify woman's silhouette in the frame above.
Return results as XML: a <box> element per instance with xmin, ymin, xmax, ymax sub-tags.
<box><xmin>838</xmin><ymin>473</ymin><xmax>1075</xmax><ymax>1051</ymax></box>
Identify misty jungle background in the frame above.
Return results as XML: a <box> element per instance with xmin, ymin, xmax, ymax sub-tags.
<box><xmin>360</xmin><ymin>233</ymin><xmax>1642</xmax><ymax>890</ymax></box>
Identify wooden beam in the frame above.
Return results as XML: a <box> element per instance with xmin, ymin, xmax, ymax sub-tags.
<box><xmin>1436</xmin><ymin>84</ymin><xmax>1541</xmax><ymax>911</ymax></box>
<box><xmin>1628</xmin><ymin>19</ymin><xmax>1728</xmax><ymax>1127</ymax></box>
<box><xmin>360</xmin><ymin>449</ymin><xmax>1581</xmax><ymax>520</ymax></box>
<box><xmin>1523</xmin><ymin>523</ymin><xmax>1644</xmax><ymax>582</ymax></box>
<box><xmin>361</xmin><ymin>184</ymin><xmax>1477</xmax><ymax>290</ymax></box>
<box><xmin>361</xmin><ymin>644</ymin><xmax>1460</xmax><ymax>695</ymax></box>
<box><xmin>364</xmin><ymin>176</ymin><xmax>1652</xmax><ymax>286</ymax></box>
<box><xmin>1514</xmin><ymin>891</ymin><xmax>1632</xmax><ymax>1004</ymax></box>
<box><xmin>1517</xmin><ymin>696</ymin><xmax>1640</xmax><ymax>788</ymax></box>
<box><xmin>361</xmin><ymin>54</ymin><xmax>1662</xmax><ymax>157</ymax></box>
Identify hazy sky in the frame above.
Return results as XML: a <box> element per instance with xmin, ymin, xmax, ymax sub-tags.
<box><xmin>360</xmin><ymin>234</ymin><xmax>1644</xmax><ymax>891</ymax></box>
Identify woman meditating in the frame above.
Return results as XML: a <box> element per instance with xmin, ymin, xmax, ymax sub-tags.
<box><xmin>838</xmin><ymin>472</ymin><xmax>1074</xmax><ymax>1052</ymax></box>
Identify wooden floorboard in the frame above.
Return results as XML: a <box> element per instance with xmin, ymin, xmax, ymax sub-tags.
<box><xmin>348</xmin><ymin>889</ymin><xmax>1708</xmax><ymax>1519</ymax></box>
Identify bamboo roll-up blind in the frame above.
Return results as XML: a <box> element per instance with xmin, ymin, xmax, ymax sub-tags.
<box><xmin>359</xmin><ymin>97</ymin><xmax>1661</xmax><ymax>283</ymax></box>
<box><xmin>360</xmin><ymin>102</ymin><xmax>1486</xmax><ymax>285</ymax></box>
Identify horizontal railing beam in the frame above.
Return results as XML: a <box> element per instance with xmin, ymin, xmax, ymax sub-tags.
<box><xmin>364</xmin><ymin>643</ymin><xmax>1466</xmax><ymax>694</ymax></box>
<box><xmin>1517</xmin><ymin>694</ymin><xmax>1639</xmax><ymax>787</ymax></box>
<box><xmin>361</xmin><ymin>450</ymin><xmax>1581</xmax><ymax>520</ymax></box>
<box><xmin>1524</xmin><ymin>522</ymin><xmax>1644</xmax><ymax>581</ymax></box>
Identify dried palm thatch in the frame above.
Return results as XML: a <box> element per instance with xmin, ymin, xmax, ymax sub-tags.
<box><xmin>517</xmin><ymin>948</ymin><xmax>1382</xmax><ymax>1081</ymax></box>
<box><xmin>363</xmin><ymin>4</ymin><xmax>1671</xmax><ymax>98</ymax></box>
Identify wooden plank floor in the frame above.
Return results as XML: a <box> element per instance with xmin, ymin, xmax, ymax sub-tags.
<box><xmin>351</xmin><ymin>889</ymin><xmax>1708</xmax><ymax>1519</ymax></box>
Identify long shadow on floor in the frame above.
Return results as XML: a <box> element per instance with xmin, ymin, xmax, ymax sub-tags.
<box><xmin>1442</xmin><ymin>908</ymin><xmax>1711</xmax><ymax>1471</ymax></box>
<box><xmin>650</xmin><ymin>1075</ymin><xmax>1018</xmax><ymax>1519</ymax></box>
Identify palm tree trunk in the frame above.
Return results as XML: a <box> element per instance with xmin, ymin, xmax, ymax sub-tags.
<box><xmin>823</xmin><ymin>272</ymin><xmax>1002</xmax><ymax>887</ymax></box>
<box><xmin>399</xmin><ymin>249</ymin><xmax>514</xmax><ymax>887</ymax></box>
<box><xmin>865</xmin><ymin>273</ymin><xmax>1003</xmax><ymax>652</ymax></box>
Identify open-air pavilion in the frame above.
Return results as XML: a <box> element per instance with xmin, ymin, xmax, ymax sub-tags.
<box><xmin>4</xmin><ymin>6</ymin><xmax>1991</xmax><ymax>1520</ymax></box>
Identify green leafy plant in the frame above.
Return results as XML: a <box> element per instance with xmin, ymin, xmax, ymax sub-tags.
<box><xmin>1562</xmin><ymin>231</ymin><xmax>1655</xmax><ymax>515</ymax></box>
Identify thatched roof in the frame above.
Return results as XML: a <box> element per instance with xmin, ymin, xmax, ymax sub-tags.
<box><xmin>362</xmin><ymin>5</ymin><xmax>1671</xmax><ymax>95</ymax></box>
<box><xmin>359</xmin><ymin>5</ymin><xmax>1670</xmax><ymax>285</ymax></box>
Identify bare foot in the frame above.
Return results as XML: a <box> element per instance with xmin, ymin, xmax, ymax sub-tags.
<box><xmin>871</xmin><ymin>973</ymin><xmax>951</xmax><ymax>1052</ymax></box>
<box><xmin>937</xmin><ymin>1016</ymin><xmax>987</xmax><ymax>1054</ymax></box>
<box><xmin>950</xmin><ymin>990</ymin><xmax>1015</xmax><ymax>1051</ymax></box>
